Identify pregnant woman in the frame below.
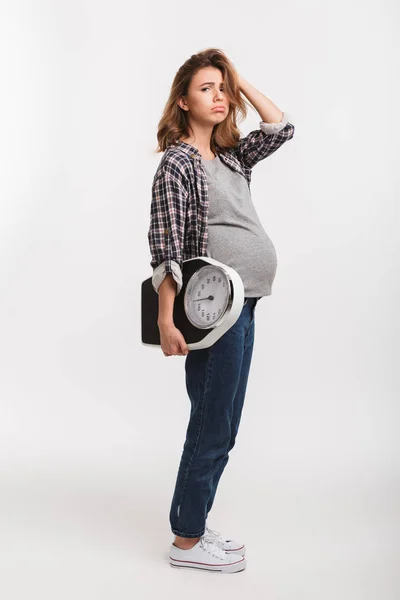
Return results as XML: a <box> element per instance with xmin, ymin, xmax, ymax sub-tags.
<box><xmin>147</xmin><ymin>47</ymin><xmax>295</xmax><ymax>573</ymax></box>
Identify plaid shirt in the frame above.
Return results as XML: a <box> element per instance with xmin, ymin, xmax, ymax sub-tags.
<box><xmin>148</xmin><ymin>112</ymin><xmax>295</xmax><ymax>295</ymax></box>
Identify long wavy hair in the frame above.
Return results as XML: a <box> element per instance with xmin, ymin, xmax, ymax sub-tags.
<box><xmin>155</xmin><ymin>48</ymin><xmax>251</xmax><ymax>155</ymax></box>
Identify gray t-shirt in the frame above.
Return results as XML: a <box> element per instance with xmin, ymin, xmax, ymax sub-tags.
<box><xmin>201</xmin><ymin>154</ymin><xmax>277</xmax><ymax>297</ymax></box>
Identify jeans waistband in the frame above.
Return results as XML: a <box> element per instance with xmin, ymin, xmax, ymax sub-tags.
<box><xmin>244</xmin><ymin>296</ymin><xmax>261</xmax><ymax>305</ymax></box>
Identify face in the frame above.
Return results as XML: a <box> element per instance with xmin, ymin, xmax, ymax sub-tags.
<box><xmin>178</xmin><ymin>67</ymin><xmax>229</xmax><ymax>125</ymax></box>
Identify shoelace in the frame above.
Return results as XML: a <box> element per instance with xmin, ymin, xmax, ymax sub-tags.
<box><xmin>204</xmin><ymin>526</ymin><xmax>224</xmax><ymax>546</ymax></box>
<box><xmin>199</xmin><ymin>534</ymin><xmax>226</xmax><ymax>558</ymax></box>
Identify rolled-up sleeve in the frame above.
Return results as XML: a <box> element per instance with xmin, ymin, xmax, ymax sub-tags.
<box><xmin>234</xmin><ymin>111</ymin><xmax>295</xmax><ymax>170</ymax></box>
<box><xmin>151</xmin><ymin>259</ymin><xmax>183</xmax><ymax>295</ymax></box>
<box><xmin>147</xmin><ymin>170</ymin><xmax>188</xmax><ymax>296</ymax></box>
<box><xmin>259</xmin><ymin>111</ymin><xmax>294</xmax><ymax>135</ymax></box>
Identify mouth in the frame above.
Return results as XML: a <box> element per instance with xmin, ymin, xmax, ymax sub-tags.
<box><xmin>211</xmin><ymin>107</ymin><xmax>226</xmax><ymax>112</ymax></box>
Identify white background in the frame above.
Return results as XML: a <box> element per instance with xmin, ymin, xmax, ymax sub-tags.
<box><xmin>0</xmin><ymin>1</ymin><xmax>399</xmax><ymax>598</ymax></box>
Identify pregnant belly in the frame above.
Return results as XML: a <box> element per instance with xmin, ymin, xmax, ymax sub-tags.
<box><xmin>206</xmin><ymin>227</ymin><xmax>277</xmax><ymax>281</ymax></box>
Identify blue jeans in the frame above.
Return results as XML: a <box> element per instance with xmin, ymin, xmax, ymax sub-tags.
<box><xmin>169</xmin><ymin>296</ymin><xmax>261</xmax><ymax>538</ymax></box>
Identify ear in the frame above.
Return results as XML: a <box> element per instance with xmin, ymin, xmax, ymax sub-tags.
<box><xmin>177</xmin><ymin>97</ymin><xmax>188</xmax><ymax>111</ymax></box>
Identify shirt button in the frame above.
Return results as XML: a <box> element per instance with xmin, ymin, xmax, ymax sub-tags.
<box><xmin>164</xmin><ymin>228</ymin><xmax>169</xmax><ymax>234</ymax></box>
<box><xmin>191</xmin><ymin>153</ymin><xmax>196</xmax><ymax>158</ymax></box>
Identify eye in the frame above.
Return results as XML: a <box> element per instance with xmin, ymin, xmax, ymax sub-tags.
<box><xmin>201</xmin><ymin>86</ymin><xmax>225</xmax><ymax>92</ymax></box>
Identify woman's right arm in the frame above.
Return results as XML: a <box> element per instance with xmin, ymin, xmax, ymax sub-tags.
<box><xmin>157</xmin><ymin>273</ymin><xmax>177</xmax><ymax>327</ymax></box>
<box><xmin>148</xmin><ymin>168</ymin><xmax>188</xmax><ymax>318</ymax></box>
<box><xmin>148</xmin><ymin>166</ymin><xmax>190</xmax><ymax>355</ymax></box>
<box><xmin>157</xmin><ymin>274</ymin><xmax>189</xmax><ymax>356</ymax></box>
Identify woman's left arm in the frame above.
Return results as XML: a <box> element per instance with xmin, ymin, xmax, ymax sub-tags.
<box><xmin>238</xmin><ymin>75</ymin><xmax>283</xmax><ymax>124</ymax></box>
<box><xmin>228</xmin><ymin>74</ymin><xmax>295</xmax><ymax>170</ymax></box>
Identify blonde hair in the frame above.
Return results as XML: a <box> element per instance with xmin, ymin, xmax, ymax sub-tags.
<box><xmin>156</xmin><ymin>48</ymin><xmax>250</xmax><ymax>154</ymax></box>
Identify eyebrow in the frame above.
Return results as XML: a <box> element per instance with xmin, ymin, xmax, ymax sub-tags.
<box><xmin>198</xmin><ymin>81</ymin><xmax>225</xmax><ymax>87</ymax></box>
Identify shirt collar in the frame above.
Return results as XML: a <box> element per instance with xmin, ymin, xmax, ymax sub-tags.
<box><xmin>172</xmin><ymin>140</ymin><xmax>230</xmax><ymax>160</ymax></box>
<box><xmin>172</xmin><ymin>141</ymin><xmax>204</xmax><ymax>158</ymax></box>
<box><xmin>170</xmin><ymin>140</ymin><xmax>243</xmax><ymax>176</ymax></box>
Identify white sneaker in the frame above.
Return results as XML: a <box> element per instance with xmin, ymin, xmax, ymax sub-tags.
<box><xmin>169</xmin><ymin>534</ymin><xmax>246</xmax><ymax>573</ymax></box>
<box><xmin>205</xmin><ymin>524</ymin><xmax>246</xmax><ymax>556</ymax></box>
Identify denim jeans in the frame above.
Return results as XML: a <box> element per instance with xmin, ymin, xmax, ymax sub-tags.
<box><xmin>169</xmin><ymin>296</ymin><xmax>261</xmax><ymax>538</ymax></box>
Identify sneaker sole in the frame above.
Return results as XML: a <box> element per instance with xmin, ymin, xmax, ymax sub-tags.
<box><xmin>169</xmin><ymin>556</ymin><xmax>246</xmax><ymax>573</ymax></box>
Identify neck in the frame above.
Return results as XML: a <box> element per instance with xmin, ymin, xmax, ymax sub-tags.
<box><xmin>179</xmin><ymin>120</ymin><xmax>215</xmax><ymax>155</ymax></box>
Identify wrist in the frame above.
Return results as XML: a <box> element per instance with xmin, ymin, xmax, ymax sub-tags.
<box><xmin>158</xmin><ymin>319</ymin><xmax>174</xmax><ymax>329</ymax></box>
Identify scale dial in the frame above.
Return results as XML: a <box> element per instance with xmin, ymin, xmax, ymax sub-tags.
<box><xmin>183</xmin><ymin>265</ymin><xmax>232</xmax><ymax>329</ymax></box>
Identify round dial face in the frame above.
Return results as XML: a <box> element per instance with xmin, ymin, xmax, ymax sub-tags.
<box><xmin>184</xmin><ymin>265</ymin><xmax>231</xmax><ymax>329</ymax></box>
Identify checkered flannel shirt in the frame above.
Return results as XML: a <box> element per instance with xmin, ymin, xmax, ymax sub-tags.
<box><xmin>148</xmin><ymin>111</ymin><xmax>295</xmax><ymax>296</ymax></box>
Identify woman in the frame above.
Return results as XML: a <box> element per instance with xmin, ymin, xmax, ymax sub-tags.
<box><xmin>147</xmin><ymin>48</ymin><xmax>295</xmax><ymax>573</ymax></box>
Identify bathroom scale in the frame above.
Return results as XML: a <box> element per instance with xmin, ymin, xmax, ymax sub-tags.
<box><xmin>141</xmin><ymin>256</ymin><xmax>245</xmax><ymax>351</ymax></box>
